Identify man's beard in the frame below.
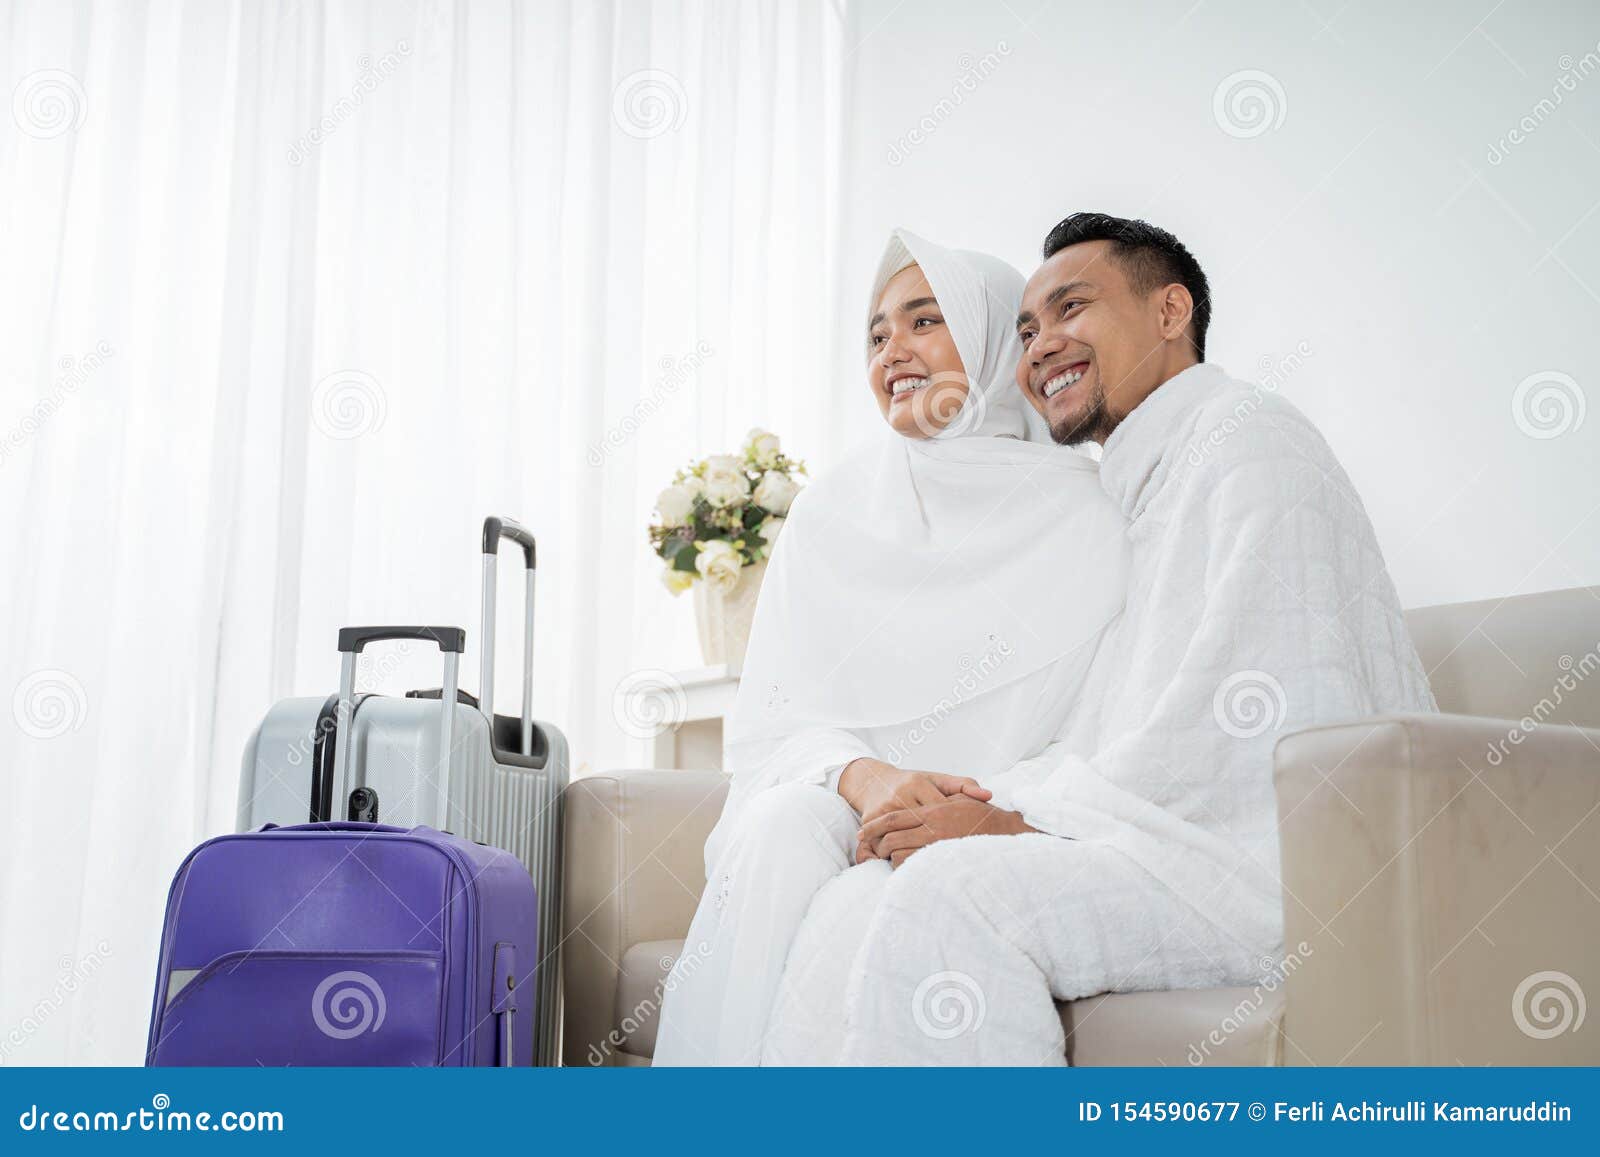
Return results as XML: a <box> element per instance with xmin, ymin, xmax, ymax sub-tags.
<box><xmin>1048</xmin><ymin>381</ymin><xmax>1114</xmax><ymax>446</ymax></box>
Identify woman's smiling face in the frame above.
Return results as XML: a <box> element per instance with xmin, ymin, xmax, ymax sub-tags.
<box><xmin>867</xmin><ymin>264</ymin><xmax>970</xmax><ymax>439</ymax></box>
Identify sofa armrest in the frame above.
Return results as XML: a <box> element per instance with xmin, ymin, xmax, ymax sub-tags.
<box><xmin>1274</xmin><ymin>713</ymin><xmax>1600</xmax><ymax>1064</ymax></box>
<box><xmin>561</xmin><ymin>768</ymin><xmax>728</xmax><ymax>1066</ymax></box>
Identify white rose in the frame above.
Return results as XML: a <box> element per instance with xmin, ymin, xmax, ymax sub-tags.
<box><xmin>752</xmin><ymin>470</ymin><xmax>799</xmax><ymax>514</ymax></box>
<box><xmin>758</xmin><ymin>515</ymin><xmax>784</xmax><ymax>543</ymax></box>
<box><xmin>655</xmin><ymin>484</ymin><xmax>694</xmax><ymax>528</ymax></box>
<box><xmin>695</xmin><ymin>539</ymin><xmax>744</xmax><ymax>593</ymax></box>
<box><xmin>680</xmin><ymin>474</ymin><xmax>707</xmax><ymax>500</ymax></box>
<box><xmin>707</xmin><ymin>473</ymin><xmax>748</xmax><ymax>508</ymax></box>
<box><xmin>745</xmin><ymin>428</ymin><xmax>781</xmax><ymax>469</ymax></box>
<box><xmin>661</xmin><ymin>568</ymin><xmax>694</xmax><ymax>596</ymax></box>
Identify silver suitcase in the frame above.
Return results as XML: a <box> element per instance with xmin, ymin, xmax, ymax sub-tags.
<box><xmin>237</xmin><ymin>516</ymin><xmax>569</xmax><ymax>1065</ymax></box>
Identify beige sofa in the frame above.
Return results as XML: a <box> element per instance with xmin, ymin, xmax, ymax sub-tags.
<box><xmin>562</xmin><ymin>586</ymin><xmax>1600</xmax><ymax>1065</ymax></box>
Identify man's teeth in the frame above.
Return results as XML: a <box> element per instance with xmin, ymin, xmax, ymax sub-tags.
<box><xmin>891</xmin><ymin>377</ymin><xmax>930</xmax><ymax>396</ymax></box>
<box><xmin>1042</xmin><ymin>368</ymin><xmax>1085</xmax><ymax>399</ymax></box>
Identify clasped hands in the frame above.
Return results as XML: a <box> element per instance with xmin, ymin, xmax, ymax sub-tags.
<box><xmin>837</xmin><ymin>757</ymin><xmax>1034</xmax><ymax>867</ymax></box>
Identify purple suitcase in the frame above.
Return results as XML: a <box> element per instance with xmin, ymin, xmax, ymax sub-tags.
<box><xmin>146</xmin><ymin>628</ymin><xmax>539</xmax><ymax>1067</ymax></box>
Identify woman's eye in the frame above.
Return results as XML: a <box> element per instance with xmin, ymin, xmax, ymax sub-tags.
<box><xmin>1019</xmin><ymin>329</ymin><xmax>1036</xmax><ymax>346</ymax></box>
<box><xmin>913</xmin><ymin>316</ymin><xmax>941</xmax><ymax>329</ymax></box>
<box><xmin>1059</xmin><ymin>300</ymin><xmax>1083</xmax><ymax>316</ymax></box>
<box><xmin>869</xmin><ymin>333</ymin><xmax>885</xmax><ymax>347</ymax></box>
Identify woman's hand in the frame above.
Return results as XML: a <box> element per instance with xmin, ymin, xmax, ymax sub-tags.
<box><xmin>836</xmin><ymin>757</ymin><xmax>991</xmax><ymax>825</ymax></box>
<box><xmin>855</xmin><ymin>797</ymin><xmax>1035</xmax><ymax>866</ymax></box>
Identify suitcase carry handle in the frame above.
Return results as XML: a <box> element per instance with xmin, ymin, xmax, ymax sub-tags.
<box><xmin>333</xmin><ymin>626</ymin><xmax>464</xmax><ymax>833</ymax></box>
<box><xmin>260</xmin><ymin>821</ymin><xmax>411</xmax><ymax>835</ymax></box>
<box><xmin>338</xmin><ymin>626</ymin><xmax>467</xmax><ymax>654</ymax></box>
<box><xmin>479</xmin><ymin>516</ymin><xmax>537</xmax><ymax>757</ymax></box>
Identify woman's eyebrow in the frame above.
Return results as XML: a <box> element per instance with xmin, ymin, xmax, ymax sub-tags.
<box><xmin>898</xmin><ymin>296</ymin><xmax>938</xmax><ymax>313</ymax></box>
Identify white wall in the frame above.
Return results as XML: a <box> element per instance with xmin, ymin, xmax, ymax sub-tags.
<box><xmin>829</xmin><ymin>0</ymin><xmax>1600</xmax><ymax>607</ymax></box>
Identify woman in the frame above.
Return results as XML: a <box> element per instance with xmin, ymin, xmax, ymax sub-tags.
<box><xmin>652</xmin><ymin>230</ymin><xmax>1129</xmax><ymax>1065</ymax></box>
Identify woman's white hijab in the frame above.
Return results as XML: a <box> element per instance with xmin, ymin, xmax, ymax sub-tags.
<box><xmin>705</xmin><ymin>230</ymin><xmax>1129</xmax><ymax>871</ymax></box>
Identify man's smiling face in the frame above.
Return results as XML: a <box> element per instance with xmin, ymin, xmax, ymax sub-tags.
<box><xmin>1014</xmin><ymin>240</ymin><xmax>1184</xmax><ymax>446</ymax></box>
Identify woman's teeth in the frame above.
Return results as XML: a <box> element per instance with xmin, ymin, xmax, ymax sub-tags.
<box><xmin>891</xmin><ymin>377</ymin><xmax>930</xmax><ymax>397</ymax></box>
<box><xmin>1042</xmin><ymin>367</ymin><xmax>1085</xmax><ymax>399</ymax></box>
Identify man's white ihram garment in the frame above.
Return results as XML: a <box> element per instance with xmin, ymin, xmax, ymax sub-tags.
<box><xmin>829</xmin><ymin>362</ymin><xmax>1439</xmax><ymax>1065</ymax></box>
<box><xmin>649</xmin><ymin>230</ymin><xmax>1131</xmax><ymax>1066</ymax></box>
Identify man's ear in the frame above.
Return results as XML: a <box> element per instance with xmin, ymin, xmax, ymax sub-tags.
<box><xmin>1156</xmin><ymin>283</ymin><xmax>1195</xmax><ymax>346</ymax></box>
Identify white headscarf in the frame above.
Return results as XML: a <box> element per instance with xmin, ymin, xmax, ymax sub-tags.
<box><xmin>705</xmin><ymin>230</ymin><xmax>1129</xmax><ymax>870</ymax></box>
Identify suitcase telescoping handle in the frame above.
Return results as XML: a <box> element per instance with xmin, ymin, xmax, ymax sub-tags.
<box><xmin>334</xmin><ymin>626</ymin><xmax>466</xmax><ymax>830</ymax></box>
<box><xmin>480</xmin><ymin>517</ymin><xmax>537</xmax><ymax>757</ymax></box>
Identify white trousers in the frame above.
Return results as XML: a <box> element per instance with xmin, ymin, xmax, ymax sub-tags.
<box><xmin>652</xmin><ymin>783</ymin><xmax>1269</xmax><ymax>1066</ymax></box>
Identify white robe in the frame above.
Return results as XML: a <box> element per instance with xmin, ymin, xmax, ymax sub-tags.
<box><xmin>830</xmin><ymin>363</ymin><xmax>1438</xmax><ymax>1064</ymax></box>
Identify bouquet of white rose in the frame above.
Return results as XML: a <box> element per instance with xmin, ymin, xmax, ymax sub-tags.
<box><xmin>650</xmin><ymin>428</ymin><xmax>806</xmax><ymax>595</ymax></box>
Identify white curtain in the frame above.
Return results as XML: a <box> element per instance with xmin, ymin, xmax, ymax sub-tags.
<box><xmin>0</xmin><ymin>0</ymin><xmax>847</xmax><ymax>1064</ymax></box>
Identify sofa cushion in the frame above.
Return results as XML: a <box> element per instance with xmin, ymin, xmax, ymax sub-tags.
<box><xmin>623</xmin><ymin>939</ymin><xmax>1282</xmax><ymax>1065</ymax></box>
<box><xmin>1064</xmin><ymin>987</ymin><xmax>1284</xmax><ymax>1066</ymax></box>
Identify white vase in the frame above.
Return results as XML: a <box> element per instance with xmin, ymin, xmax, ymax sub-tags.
<box><xmin>694</xmin><ymin>559</ymin><xmax>767</xmax><ymax>668</ymax></box>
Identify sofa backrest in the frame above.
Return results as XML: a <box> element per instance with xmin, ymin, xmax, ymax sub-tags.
<box><xmin>1405</xmin><ymin>585</ymin><xmax>1600</xmax><ymax>727</ymax></box>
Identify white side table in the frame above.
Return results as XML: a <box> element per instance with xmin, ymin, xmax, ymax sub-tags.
<box><xmin>636</xmin><ymin>663</ymin><xmax>742</xmax><ymax>771</ymax></box>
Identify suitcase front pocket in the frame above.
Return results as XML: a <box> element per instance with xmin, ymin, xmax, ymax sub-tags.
<box><xmin>151</xmin><ymin>950</ymin><xmax>445</xmax><ymax>1066</ymax></box>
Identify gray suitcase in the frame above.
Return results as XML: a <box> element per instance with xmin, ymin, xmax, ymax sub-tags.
<box><xmin>236</xmin><ymin>516</ymin><xmax>569</xmax><ymax>1065</ymax></box>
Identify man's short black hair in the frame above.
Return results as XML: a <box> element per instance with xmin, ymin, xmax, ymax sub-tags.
<box><xmin>1041</xmin><ymin>212</ymin><xmax>1211</xmax><ymax>360</ymax></box>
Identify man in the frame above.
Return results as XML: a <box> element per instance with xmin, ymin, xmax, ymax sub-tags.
<box><xmin>836</xmin><ymin>212</ymin><xmax>1437</xmax><ymax>1064</ymax></box>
